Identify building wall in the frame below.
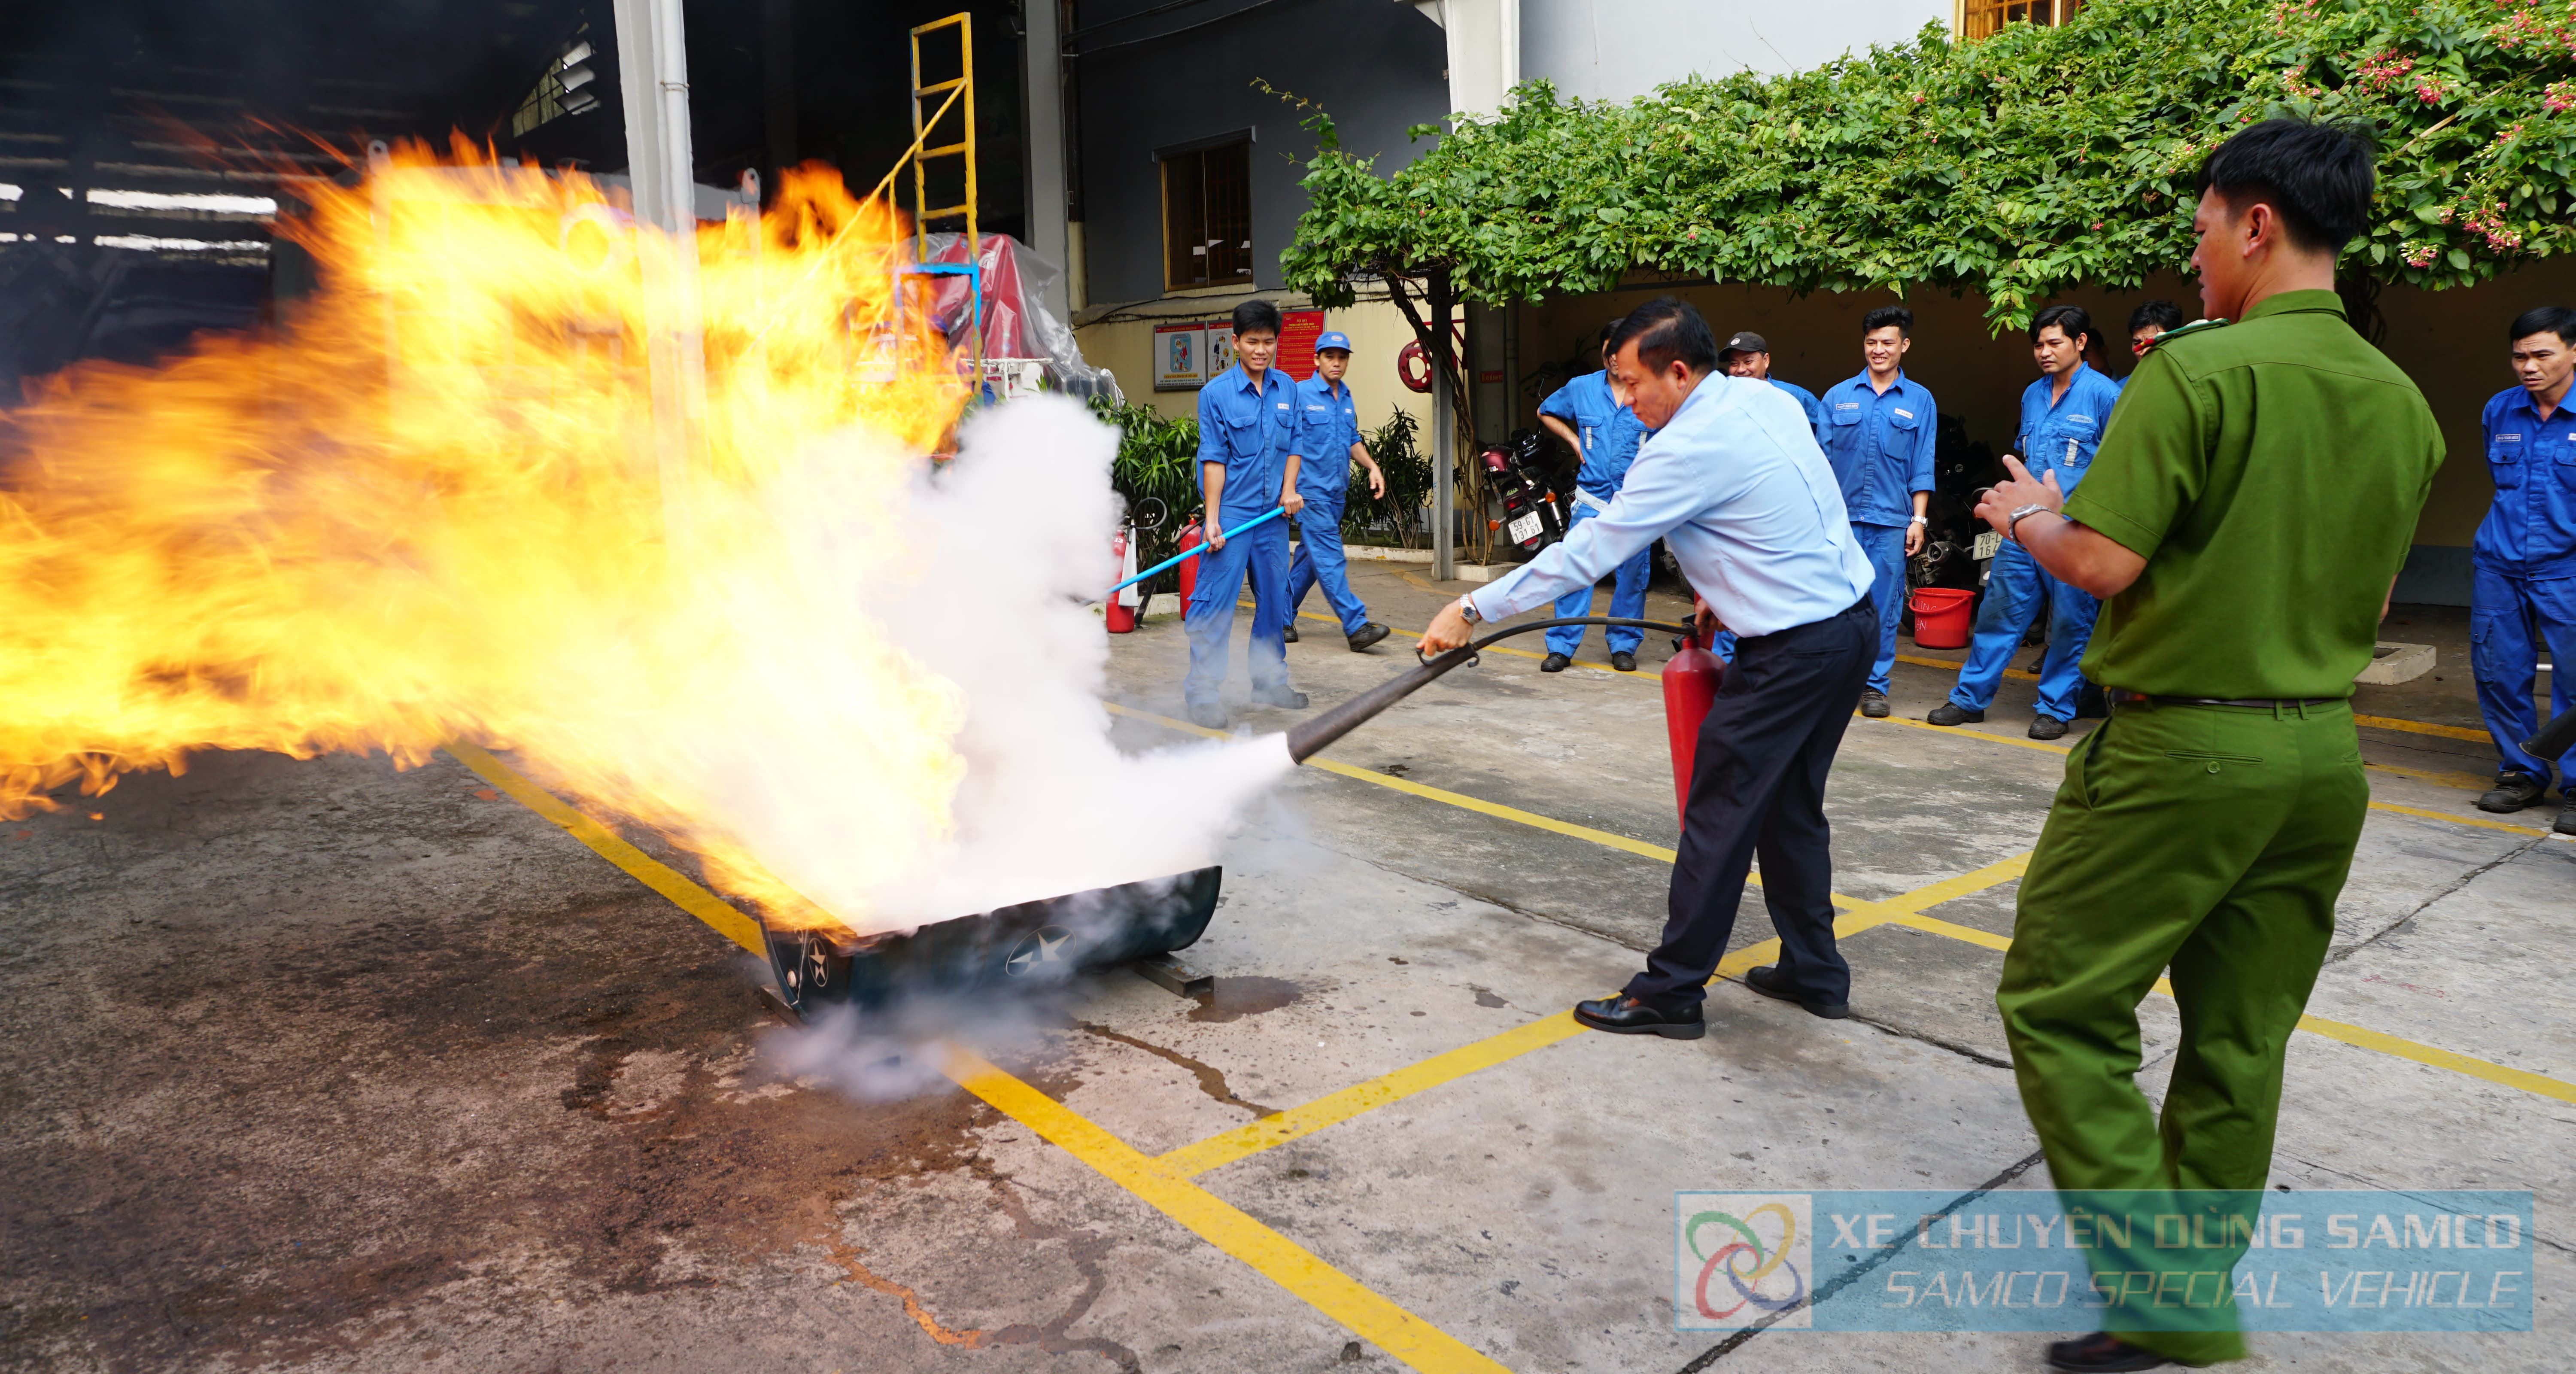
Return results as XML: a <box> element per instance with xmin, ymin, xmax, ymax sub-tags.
<box><xmin>1075</xmin><ymin>295</ymin><xmax>1436</xmax><ymax>436</ymax></box>
<box><xmin>1503</xmin><ymin>257</ymin><xmax>2576</xmax><ymax>602</ymax></box>
<box><xmin>1519</xmin><ymin>0</ymin><xmax>1952</xmax><ymax>96</ymax></box>
<box><xmin>1069</xmin><ymin>0</ymin><xmax>1447</xmax><ymax>307</ymax></box>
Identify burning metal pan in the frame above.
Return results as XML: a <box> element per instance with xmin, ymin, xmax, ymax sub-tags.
<box><xmin>758</xmin><ymin>866</ymin><xmax>1223</xmax><ymax>1018</ymax></box>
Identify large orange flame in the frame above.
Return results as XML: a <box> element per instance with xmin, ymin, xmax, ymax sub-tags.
<box><xmin>0</xmin><ymin>140</ymin><xmax>984</xmax><ymax>930</ymax></box>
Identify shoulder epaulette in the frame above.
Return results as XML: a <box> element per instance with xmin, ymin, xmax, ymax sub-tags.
<box><xmin>2144</xmin><ymin>317</ymin><xmax>2230</xmax><ymax>352</ymax></box>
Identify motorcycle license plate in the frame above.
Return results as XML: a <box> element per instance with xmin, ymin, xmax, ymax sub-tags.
<box><xmin>1507</xmin><ymin>512</ymin><xmax>1543</xmax><ymax>545</ymax></box>
<box><xmin>1972</xmin><ymin>530</ymin><xmax>2002</xmax><ymax>561</ymax></box>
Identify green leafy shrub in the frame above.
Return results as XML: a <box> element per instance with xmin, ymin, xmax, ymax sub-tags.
<box><xmin>1343</xmin><ymin>410</ymin><xmax>1434</xmax><ymax>547</ymax></box>
<box><xmin>1280</xmin><ymin>0</ymin><xmax>2575</xmax><ymax>327</ymax></box>
<box><xmin>1092</xmin><ymin>396</ymin><xmax>1202</xmax><ymax>581</ymax></box>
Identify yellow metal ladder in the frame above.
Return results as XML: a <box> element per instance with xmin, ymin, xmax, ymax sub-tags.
<box><xmin>908</xmin><ymin>12</ymin><xmax>977</xmax><ymax>262</ymax></box>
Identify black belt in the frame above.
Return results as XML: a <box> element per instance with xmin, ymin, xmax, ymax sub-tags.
<box><xmin>2107</xmin><ymin>689</ymin><xmax>2340</xmax><ymax>709</ymax></box>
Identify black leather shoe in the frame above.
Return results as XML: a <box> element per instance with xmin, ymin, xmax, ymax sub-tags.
<box><xmin>1250</xmin><ymin>684</ymin><xmax>1309</xmax><ymax>709</ymax></box>
<box><xmin>2029</xmin><ymin>715</ymin><xmax>2070</xmax><ymax>741</ymax></box>
<box><xmin>1745</xmin><ymin>965</ymin><xmax>1849</xmax><ymax>1019</ymax></box>
<box><xmin>1186</xmin><ymin>699</ymin><xmax>1228</xmax><ymax>730</ymax></box>
<box><xmin>2044</xmin><ymin>1332</ymin><xmax>2190</xmax><ymax>1371</ymax></box>
<box><xmin>2478</xmin><ymin>771</ymin><xmax>2547</xmax><ymax>813</ymax></box>
<box><xmin>1282</xmin><ymin>623</ymin><xmax>1300</xmax><ymax>643</ymax></box>
<box><xmin>1347</xmin><ymin>623</ymin><xmax>1390</xmax><ymax>651</ymax></box>
<box><xmin>1859</xmin><ymin>690</ymin><xmax>1891</xmax><ymax>718</ymax></box>
<box><xmin>2556</xmin><ymin>808</ymin><xmax>2576</xmax><ymax>837</ymax></box>
<box><xmin>1610</xmin><ymin>651</ymin><xmax>1637</xmax><ymax>672</ymax></box>
<box><xmin>1927</xmin><ymin>702</ymin><xmax>1983</xmax><ymax>727</ymax></box>
<box><xmin>1573</xmin><ymin>995</ymin><xmax>1705</xmax><ymax>1038</ymax></box>
<box><xmin>1540</xmin><ymin>653</ymin><xmax>1573</xmax><ymax>673</ymax></box>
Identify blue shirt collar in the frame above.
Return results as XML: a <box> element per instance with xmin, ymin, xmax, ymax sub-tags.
<box><xmin>2502</xmin><ymin>387</ymin><xmax>2567</xmax><ymax>421</ymax></box>
<box><xmin>1223</xmin><ymin>364</ymin><xmax>1280</xmax><ymax>396</ymax></box>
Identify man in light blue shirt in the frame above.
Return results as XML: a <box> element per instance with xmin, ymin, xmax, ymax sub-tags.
<box><xmin>1419</xmin><ymin>299</ymin><xmax>1877</xmax><ymax>1040</ymax></box>
<box><xmin>1929</xmin><ymin>305</ymin><xmax>2124</xmax><ymax>740</ymax></box>
<box><xmin>1184</xmin><ymin>300</ymin><xmax>1305</xmax><ymax>729</ymax></box>
<box><xmin>1284</xmin><ymin>331</ymin><xmax>1392</xmax><ymax>652</ymax></box>
<box><xmin>1533</xmin><ymin>346</ymin><xmax>1650</xmax><ymax>671</ymax></box>
<box><xmin>1716</xmin><ymin>329</ymin><xmax>1829</xmax><ymax>664</ymax></box>
<box><xmin>1820</xmin><ymin>305</ymin><xmax>1939</xmax><ymax>717</ymax></box>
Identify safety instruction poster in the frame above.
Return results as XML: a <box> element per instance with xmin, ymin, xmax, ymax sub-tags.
<box><xmin>1276</xmin><ymin>310</ymin><xmax>1326</xmax><ymax>381</ymax></box>
<box><xmin>1154</xmin><ymin>323</ymin><xmax>1206</xmax><ymax>390</ymax></box>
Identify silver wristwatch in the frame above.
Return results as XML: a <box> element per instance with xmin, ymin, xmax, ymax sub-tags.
<box><xmin>2006</xmin><ymin>504</ymin><xmax>2053</xmax><ymax>541</ymax></box>
<box><xmin>1458</xmin><ymin>596</ymin><xmax>1483</xmax><ymax>625</ymax></box>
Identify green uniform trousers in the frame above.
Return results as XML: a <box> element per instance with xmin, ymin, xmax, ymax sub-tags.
<box><xmin>1996</xmin><ymin>699</ymin><xmax>2367</xmax><ymax>1364</ymax></box>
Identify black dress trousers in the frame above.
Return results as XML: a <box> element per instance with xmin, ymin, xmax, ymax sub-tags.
<box><xmin>1626</xmin><ymin>597</ymin><xmax>1876</xmax><ymax>1011</ymax></box>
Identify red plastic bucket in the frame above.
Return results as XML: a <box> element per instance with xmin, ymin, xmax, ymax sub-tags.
<box><xmin>1908</xmin><ymin>587</ymin><xmax>1975</xmax><ymax>650</ymax></box>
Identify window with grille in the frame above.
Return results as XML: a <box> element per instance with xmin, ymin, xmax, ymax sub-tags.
<box><xmin>1958</xmin><ymin>0</ymin><xmax>2086</xmax><ymax>41</ymax></box>
<box><xmin>1161</xmin><ymin>140</ymin><xmax>1252</xmax><ymax>292</ymax></box>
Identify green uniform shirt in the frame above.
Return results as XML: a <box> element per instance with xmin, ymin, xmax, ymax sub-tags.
<box><xmin>2064</xmin><ymin>290</ymin><xmax>2444</xmax><ymax>699</ymax></box>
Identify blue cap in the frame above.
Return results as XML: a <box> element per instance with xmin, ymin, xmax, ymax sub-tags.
<box><xmin>1314</xmin><ymin>331</ymin><xmax>1353</xmax><ymax>355</ymax></box>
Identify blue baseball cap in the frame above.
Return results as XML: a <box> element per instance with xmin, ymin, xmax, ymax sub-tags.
<box><xmin>1314</xmin><ymin>331</ymin><xmax>1353</xmax><ymax>354</ymax></box>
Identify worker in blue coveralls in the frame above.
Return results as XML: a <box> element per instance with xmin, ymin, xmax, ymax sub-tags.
<box><xmin>1532</xmin><ymin>335</ymin><xmax>1651</xmax><ymax>672</ymax></box>
<box><xmin>1928</xmin><ymin>304</ymin><xmax>2125</xmax><ymax>741</ymax></box>
<box><xmin>1820</xmin><ymin>305</ymin><xmax>1938</xmax><ymax>717</ymax></box>
<box><xmin>1713</xmin><ymin>329</ymin><xmax>1830</xmax><ymax>664</ymax></box>
<box><xmin>1183</xmin><ymin>299</ymin><xmax>1306</xmax><ymax>730</ymax></box>
<box><xmin>2470</xmin><ymin>304</ymin><xmax>2576</xmax><ymax>830</ymax></box>
<box><xmin>1283</xmin><ymin>331</ymin><xmax>1393</xmax><ymax>653</ymax></box>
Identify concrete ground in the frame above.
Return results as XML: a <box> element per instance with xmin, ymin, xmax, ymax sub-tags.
<box><xmin>3</xmin><ymin>559</ymin><xmax>2568</xmax><ymax>1374</ymax></box>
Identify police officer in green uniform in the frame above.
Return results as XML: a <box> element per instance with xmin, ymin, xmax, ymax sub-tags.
<box><xmin>1975</xmin><ymin>120</ymin><xmax>2444</xmax><ymax>1372</ymax></box>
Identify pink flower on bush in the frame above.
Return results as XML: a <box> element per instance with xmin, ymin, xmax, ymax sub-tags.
<box><xmin>2547</xmin><ymin>80</ymin><xmax>2576</xmax><ymax>113</ymax></box>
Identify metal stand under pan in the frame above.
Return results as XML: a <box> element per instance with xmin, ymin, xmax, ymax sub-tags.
<box><xmin>756</xmin><ymin>866</ymin><xmax>1224</xmax><ymax>1022</ymax></box>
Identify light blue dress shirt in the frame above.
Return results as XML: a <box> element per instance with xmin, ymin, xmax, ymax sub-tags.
<box><xmin>1470</xmin><ymin>377</ymin><xmax>1875</xmax><ymax>639</ymax></box>
<box><xmin>1768</xmin><ymin>376</ymin><xmax>1830</xmax><ymax>447</ymax></box>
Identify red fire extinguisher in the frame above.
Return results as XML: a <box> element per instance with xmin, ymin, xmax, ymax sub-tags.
<box><xmin>1106</xmin><ymin>526</ymin><xmax>1139</xmax><ymax>634</ymax></box>
<box><xmin>1174</xmin><ymin>514</ymin><xmax>1205</xmax><ymax>608</ymax></box>
<box><xmin>1661</xmin><ymin>620</ymin><xmax>1725</xmax><ymax>827</ymax></box>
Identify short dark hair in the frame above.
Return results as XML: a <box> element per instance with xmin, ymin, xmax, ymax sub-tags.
<box><xmin>1861</xmin><ymin>305</ymin><xmax>1913</xmax><ymax>337</ymax></box>
<box><xmin>2129</xmin><ymin>299</ymin><xmax>2187</xmax><ymax>334</ymax></box>
<box><xmin>2194</xmin><ymin>119</ymin><xmax>2376</xmax><ymax>254</ymax></box>
<box><xmin>1231</xmin><ymin>299</ymin><xmax>1281</xmax><ymax>337</ymax></box>
<box><xmin>2510</xmin><ymin>305</ymin><xmax>2576</xmax><ymax>347</ymax></box>
<box><xmin>1606</xmin><ymin>297</ymin><xmax>1720</xmax><ymax>375</ymax></box>
<box><xmin>2030</xmin><ymin>304</ymin><xmax>2093</xmax><ymax>346</ymax></box>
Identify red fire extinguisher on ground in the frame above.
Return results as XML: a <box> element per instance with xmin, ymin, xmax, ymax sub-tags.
<box><xmin>1173</xmin><ymin>513</ymin><xmax>1205</xmax><ymax>608</ymax></box>
<box><xmin>1661</xmin><ymin>619</ymin><xmax>1724</xmax><ymax>827</ymax></box>
<box><xmin>1106</xmin><ymin>526</ymin><xmax>1139</xmax><ymax>633</ymax></box>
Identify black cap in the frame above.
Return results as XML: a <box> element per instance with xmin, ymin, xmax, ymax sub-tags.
<box><xmin>1720</xmin><ymin>331</ymin><xmax>1768</xmax><ymax>357</ymax></box>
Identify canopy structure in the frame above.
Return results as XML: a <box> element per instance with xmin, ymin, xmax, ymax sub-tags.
<box><xmin>1279</xmin><ymin>0</ymin><xmax>2575</xmax><ymax>327</ymax></box>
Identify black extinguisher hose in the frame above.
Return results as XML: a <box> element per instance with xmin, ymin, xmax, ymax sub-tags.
<box><xmin>1284</xmin><ymin>616</ymin><xmax>1693</xmax><ymax>764</ymax></box>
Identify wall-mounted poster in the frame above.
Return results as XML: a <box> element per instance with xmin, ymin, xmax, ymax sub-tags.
<box><xmin>1276</xmin><ymin>310</ymin><xmax>1326</xmax><ymax>381</ymax></box>
<box><xmin>1206</xmin><ymin>324</ymin><xmax>1237</xmax><ymax>377</ymax></box>
<box><xmin>1153</xmin><ymin>322</ymin><xmax>1206</xmax><ymax>390</ymax></box>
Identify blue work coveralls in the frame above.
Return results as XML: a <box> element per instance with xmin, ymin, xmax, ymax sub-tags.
<box><xmin>1821</xmin><ymin>371</ymin><xmax>1938</xmax><ymax>694</ymax></box>
<box><xmin>1285</xmin><ymin>374</ymin><xmax>1372</xmax><ymax>635</ymax></box>
<box><xmin>1185</xmin><ymin>364</ymin><xmax>1298</xmax><ymax>707</ymax></box>
<box><xmin>1946</xmin><ymin>363</ymin><xmax>2124</xmax><ymax>720</ymax></box>
<box><xmin>1536</xmin><ymin>371</ymin><xmax>1649</xmax><ymax>657</ymax></box>
<box><xmin>2470</xmin><ymin>384</ymin><xmax>2576</xmax><ymax>787</ymax></box>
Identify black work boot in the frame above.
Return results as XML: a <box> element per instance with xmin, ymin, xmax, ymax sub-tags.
<box><xmin>1540</xmin><ymin>653</ymin><xmax>1573</xmax><ymax>673</ymax></box>
<box><xmin>2029</xmin><ymin>715</ymin><xmax>2070</xmax><ymax>741</ymax></box>
<box><xmin>1859</xmin><ymin>690</ymin><xmax>1891</xmax><ymax>718</ymax></box>
<box><xmin>1250</xmin><ymin>684</ymin><xmax>1308</xmax><ymax>710</ymax></box>
<box><xmin>1610</xmin><ymin>651</ymin><xmax>1637</xmax><ymax>672</ymax></box>
<box><xmin>1281</xmin><ymin>622</ymin><xmax>1300</xmax><ymax>644</ymax></box>
<box><xmin>1927</xmin><ymin>702</ymin><xmax>1984</xmax><ymax>727</ymax></box>
<box><xmin>2478</xmin><ymin>771</ymin><xmax>2547</xmax><ymax>813</ymax></box>
<box><xmin>2044</xmin><ymin>1332</ymin><xmax>2194</xmax><ymax>1371</ymax></box>
<box><xmin>1347</xmin><ymin>623</ymin><xmax>1390</xmax><ymax>651</ymax></box>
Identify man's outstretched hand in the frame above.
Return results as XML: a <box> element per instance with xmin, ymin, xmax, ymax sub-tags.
<box><xmin>1419</xmin><ymin>598</ymin><xmax>1475</xmax><ymax>655</ymax></box>
<box><xmin>1972</xmin><ymin>455</ymin><xmax>2064</xmax><ymax>535</ymax></box>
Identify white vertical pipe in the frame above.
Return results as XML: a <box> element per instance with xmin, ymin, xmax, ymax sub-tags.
<box><xmin>613</xmin><ymin>0</ymin><xmax>707</xmax><ymax>541</ymax></box>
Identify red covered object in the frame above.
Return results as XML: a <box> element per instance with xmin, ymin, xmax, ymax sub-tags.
<box><xmin>922</xmin><ymin>233</ymin><xmax>1033</xmax><ymax>358</ymax></box>
<box><xmin>1661</xmin><ymin>626</ymin><xmax>1725</xmax><ymax>827</ymax></box>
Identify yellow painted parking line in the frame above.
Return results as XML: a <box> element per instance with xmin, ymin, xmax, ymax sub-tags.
<box><xmin>2366</xmin><ymin>800</ymin><xmax>2553</xmax><ymax>838</ymax></box>
<box><xmin>943</xmin><ymin>1046</ymin><xmax>1515</xmax><ymax>1374</ymax></box>
<box><xmin>2143</xmin><ymin>978</ymin><xmax>2576</xmax><ymax>1108</ymax></box>
<box><xmin>1158</xmin><ymin>855</ymin><xmax>2037</xmax><ymax>1180</ymax></box>
<box><xmin>1159</xmin><ymin>1012</ymin><xmax>1590</xmax><ymax>1178</ymax></box>
<box><xmin>2354</xmin><ymin>713</ymin><xmax>2488</xmax><ymax>744</ymax></box>
<box><xmin>445</xmin><ymin>741</ymin><xmax>766</xmax><ymax>955</ymax></box>
<box><xmin>1896</xmin><ymin>651</ymin><xmax>2034</xmax><ymax>682</ymax></box>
